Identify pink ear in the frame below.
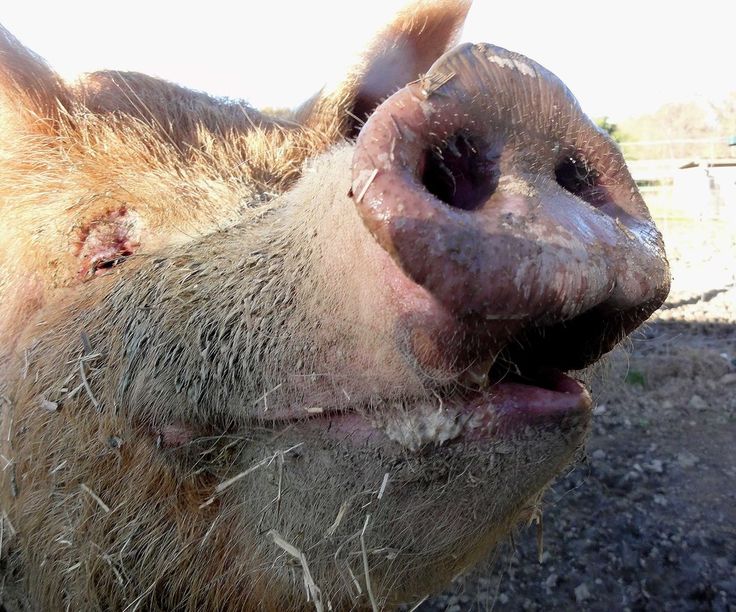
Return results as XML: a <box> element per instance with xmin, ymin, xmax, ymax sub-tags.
<box><xmin>350</xmin><ymin>0</ymin><xmax>472</xmax><ymax>123</ymax></box>
<box><xmin>298</xmin><ymin>0</ymin><xmax>471</xmax><ymax>136</ymax></box>
<box><xmin>0</xmin><ymin>26</ymin><xmax>72</xmax><ymax>135</ymax></box>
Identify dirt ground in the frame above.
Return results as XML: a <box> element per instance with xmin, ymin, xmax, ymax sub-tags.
<box><xmin>420</xmin><ymin>218</ymin><xmax>736</xmax><ymax>612</ymax></box>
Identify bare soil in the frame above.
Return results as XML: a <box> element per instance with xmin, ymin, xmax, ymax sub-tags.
<box><xmin>420</xmin><ymin>219</ymin><xmax>736</xmax><ymax>612</ymax></box>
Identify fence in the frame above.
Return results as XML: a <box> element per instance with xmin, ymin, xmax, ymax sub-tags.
<box><xmin>621</xmin><ymin>139</ymin><xmax>736</xmax><ymax>221</ymax></box>
<box><xmin>619</xmin><ymin>137</ymin><xmax>735</xmax><ymax>161</ymax></box>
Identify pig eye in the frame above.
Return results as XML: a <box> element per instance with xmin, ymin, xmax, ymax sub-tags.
<box><xmin>421</xmin><ymin>132</ymin><xmax>500</xmax><ymax>212</ymax></box>
<box><xmin>75</xmin><ymin>207</ymin><xmax>141</xmax><ymax>280</ymax></box>
<box><xmin>89</xmin><ymin>251</ymin><xmax>133</xmax><ymax>276</ymax></box>
<box><xmin>555</xmin><ymin>155</ymin><xmax>607</xmax><ymax>207</ymax></box>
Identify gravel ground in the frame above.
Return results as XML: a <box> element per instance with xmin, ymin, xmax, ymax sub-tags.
<box><xmin>419</xmin><ymin>218</ymin><xmax>736</xmax><ymax>612</ymax></box>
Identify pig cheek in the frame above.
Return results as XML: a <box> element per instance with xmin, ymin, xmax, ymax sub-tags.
<box><xmin>0</xmin><ymin>275</ymin><xmax>45</xmax><ymax>355</ymax></box>
<box><xmin>305</xmin><ymin>207</ymin><xmax>422</xmax><ymax>397</ymax></box>
<box><xmin>378</xmin><ymin>248</ymin><xmax>463</xmax><ymax>376</ymax></box>
<box><xmin>337</xmin><ymin>216</ymin><xmax>464</xmax><ymax>384</ymax></box>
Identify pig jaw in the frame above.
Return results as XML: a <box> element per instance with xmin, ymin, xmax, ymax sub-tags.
<box><xmin>2</xmin><ymin>392</ymin><xmax>587</xmax><ymax>611</ymax></box>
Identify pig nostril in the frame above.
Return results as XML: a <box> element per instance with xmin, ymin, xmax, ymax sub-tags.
<box><xmin>554</xmin><ymin>155</ymin><xmax>609</xmax><ymax>208</ymax></box>
<box><xmin>421</xmin><ymin>133</ymin><xmax>500</xmax><ymax>211</ymax></box>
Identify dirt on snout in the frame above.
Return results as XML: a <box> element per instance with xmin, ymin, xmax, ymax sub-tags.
<box><xmin>420</xmin><ymin>218</ymin><xmax>736</xmax><ymax>612</ymax></box>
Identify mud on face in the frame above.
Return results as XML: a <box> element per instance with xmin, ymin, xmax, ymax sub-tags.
<box><xmin>0</xmin><ymin>2</ymin><xmax>668</xmax><ymax>610</ymax></box>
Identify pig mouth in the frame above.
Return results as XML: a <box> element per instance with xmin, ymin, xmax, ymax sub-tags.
<box><xmin>335</xmin><ymin>370</ymin><xmax>591</xmax><ymax>452</ymax></box>
<box><xmin>157</xmin><ymin>367</ymin><xmax>591</xmax><ymax>453</ymax></box>
<box><xmin>271</xmin><ymin>367</ymin><xmax>591</xmax><ymax>453</ymax></box>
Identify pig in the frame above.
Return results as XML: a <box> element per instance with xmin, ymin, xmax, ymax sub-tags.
<box><xmin>0</xmin><ymin>1</ymin><xmax>670</xmax><ymax>610</ymax></box>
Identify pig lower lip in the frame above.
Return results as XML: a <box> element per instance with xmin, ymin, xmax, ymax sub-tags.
<box><xmin>296</xmin><ymin>371</ymin><xmax>592</xmax><ymax>451</ymax></box>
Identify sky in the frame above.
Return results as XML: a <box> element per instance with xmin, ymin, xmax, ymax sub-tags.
<box><xmin>2</xmin><ymin>1</ymin><xmax>734</xmax><ymax>122</ymax></box>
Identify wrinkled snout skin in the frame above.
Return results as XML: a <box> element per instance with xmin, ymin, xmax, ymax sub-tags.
<box><xmin>0</xmin><ymin>2</ymin><xmax>669</xmax><ymax>611</ymax></box>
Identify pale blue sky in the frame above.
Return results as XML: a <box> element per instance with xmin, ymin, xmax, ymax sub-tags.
<box><xmin>3</xmin><ymin>1</ymin><xmax>734</xmax><ymax>121</ymax></box>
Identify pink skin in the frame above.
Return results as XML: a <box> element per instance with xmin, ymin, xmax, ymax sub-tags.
<box><xmin>469</xmin><ymin>373</ymin><xmax>592</xmax><ymax>437</ymax></box>
<box><xmin>74</xmin><ymin>208</ymin><xmax>140</xmax><ymax>279</ymax></box>
<box><xmin>153</xmin><ymin>423</ymin><xmax>200</xmax><ymax>448</ymax></box>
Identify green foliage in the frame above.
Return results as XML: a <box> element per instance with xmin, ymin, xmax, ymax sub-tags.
<box><xmin>625</xmin><ymin>370</ymin><xmax>647</xmax><ymax>388</ymax></box>
<box><xmin>616</xmin><ymin>92</ymin><xmax>736</xmax><ymax>160</ymax></box>
<box><xmin>595</xmin><ymin>116</ymin><xmax>622</xmax><ymax>142</ymax></box>
<box><xmin>620</xmin><ymin>101</ymin><xmax>712</xmax><ymax>141</ymax></box>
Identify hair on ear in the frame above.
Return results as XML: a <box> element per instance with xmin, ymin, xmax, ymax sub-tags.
<box><xmin>0</xmin><ymin>25</ymin><xmax>73</xmax><ymax>135</ymax></box>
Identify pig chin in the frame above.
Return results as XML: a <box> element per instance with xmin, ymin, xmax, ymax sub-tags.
<box><xmin>246</xmin><ymin>410</ymin><xmax>588</xmax><ymax>606</ymax></box>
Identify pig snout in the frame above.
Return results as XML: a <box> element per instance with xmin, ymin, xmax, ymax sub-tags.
<box><xmin>352</xmin><ymin>43</ymin><xmax>670</xmax><ymax>372</ymax></box>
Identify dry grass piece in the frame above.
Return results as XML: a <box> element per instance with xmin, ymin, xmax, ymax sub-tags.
<box><xmin>354</xmin><ymin>168</ymin><xmax>378</xmax><ymax>204</ymax></box>
<box><xmin>199</xmin><ymin>442</ymin><xmax>303</xmax><ymax>508</ymax></box>
<box><xmin>360</xmin><ymin>514</ymin><xmax>378</xmax><ymax>612</ymax></box>
<box><xmin>325</xmin><ymin>500</ymin><xmax>349</xmax><ymax>538</ymax></box>
<box><xmin>269</xmin><ymin>530</ymin><xmax>325</xmax><ymax>612</ymax></box>
<box><xmin>79</xmin><ymin>483</ymin><xmax>110</xmax><ymax>513</ymax></box>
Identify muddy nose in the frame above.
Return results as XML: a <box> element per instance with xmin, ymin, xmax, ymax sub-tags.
<box><xmin>351</xmin><ymin>43</ymin><xmax>669</xmax><ymax>343</ymax></box>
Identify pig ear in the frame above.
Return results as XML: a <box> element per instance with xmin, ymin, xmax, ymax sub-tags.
<box><xmin>0</xmin><ymin>26</ymin><xmax>72</xmax><ymax>136</ymax></box>
<box><xmin>298</xmin><ymin>0</ymin><xmax>471</xmax><ymax>136</ymax></box>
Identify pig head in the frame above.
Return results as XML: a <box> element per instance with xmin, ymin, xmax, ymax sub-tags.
<box><xmin>0</xmin><ymin>2</ymin><xmax>669</xmax><ymax>610</ymax></box>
